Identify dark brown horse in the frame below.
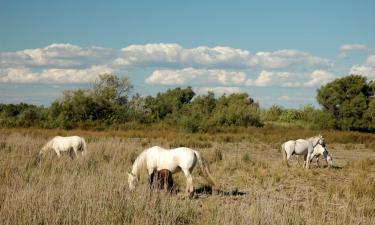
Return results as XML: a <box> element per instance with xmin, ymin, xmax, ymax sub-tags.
<box><xmin>149</xmin><ymin>169</ymin><xmax>174</xmax><ymax>193</ymax></box>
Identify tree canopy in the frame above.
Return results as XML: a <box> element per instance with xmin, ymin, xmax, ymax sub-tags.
<box><xmin>316</xmin><ymin>75</ymin><xmax>374</xmax><ymax>131</ymax></box>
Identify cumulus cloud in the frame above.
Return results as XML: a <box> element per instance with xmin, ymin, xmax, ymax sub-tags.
<box><xmin>339</xmin><ymin>44</ymin><xmax>368</xmax><ymax>51</ymax></box>
<box><xmin>350</xmin><ymin>55</ymin><xmax>375</xmax><ymax>79</ymax></box>
<box><xmin>0</xmin><ymin>65</ymin><xmax>113</xmax><ymax>83</ymax></box>
<box><xmin>115</xmin><ymin>43</ymin><xmax>253</xmax><ymax>68</ymax></box>
<box><xmin>366</xmin><ymin>55</ymin><xmax>375</xmax><ymax>66</ymax></box>
<box><xmin>246</xmin><ymin>70</ymin><xmax>334</xmax><ymax>87</ymax></box>
<box><xmin>304</xmin><ymin>70</ymin><xmax>334</xmax><ymax>87</ymax></box>
<box><xmin>194</xmin><ymin>87</ymin><xmax>243</xmax><ymax>95</ymax></box>
<box><xmin>350</xmin><ymin>65</ymin><xmax>375</xmax><ymax>79</ymax></box>
<box><xmin>0</xmin><ymin>43</ymin><xmax>335</xmax><ymax>84</ymax></box>
<box><xmin>114</xmin><ymin>43</ymin><xmax>330</xmax><ymax>69</ymax></box>
<box><xmin>254</xmin><ymin>49</ymin><xmax>331</xmax><ymax>69</ymax></box>
<box><xmin>145</xmin><ymin>67</ymin><xmax>246</xmax><ymax>85</ymax></box>
<box><xmin>0</xmin><ymin>43</ymin><xmax>113</xmax><ymax>68</ymax></box>
<box><xmin>246</xmin><ymin>71</ymin><xmax>293</xmax><ymax>87</ymax></box>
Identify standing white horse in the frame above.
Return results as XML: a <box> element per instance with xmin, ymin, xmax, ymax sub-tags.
<box><xmin>281</xmin><ymin>135</ymin><xmax>325</xmax><ymax>168</ymax></box>
<box><xmin>128</xmin><ymin>146</ymin><xmax>215</xmax><ymax>195</ymax></box>
<box><xmin>40</xmin><ymin>136</ymin><xmax>87</xmax><ymax>158</ymax></box>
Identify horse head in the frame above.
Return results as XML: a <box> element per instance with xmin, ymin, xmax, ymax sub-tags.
<box><xmin>39</xmin><ymin>145</ymin><xmax>48</xmax><ymax>157</ymax></box>
<box><xmin>326</xmin><ymin>155</ymin><xmax>333</xmax><ymax>167</ymax></box>
<box><xmin>128</xmin><ymin>172</ymin><xmax>138</xmax><ymax>190</ymax></box>
<box><xmin>321</xmin><ymin>145</ymin><xmax>333</xmax><ymax>167</ymax></box>
<box><xmin>318</xmin><ymin>134</ymin><xmax>325</xmax><ymax>146</ymax></box>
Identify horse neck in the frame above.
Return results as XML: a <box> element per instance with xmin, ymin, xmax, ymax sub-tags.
<box><xmin>43</xmin><ymin>140</ymin><xmax>53</xmax><ymax>150</ymax></box>
<box><xmin>131</xmin><ymin>151</ymin><xmax>146</xmax><ymax>178</ymax></box>
<box><xmin>308</xmin><ymin>136</ymin><xmax>320</xmax><ymax>146</ymax></box>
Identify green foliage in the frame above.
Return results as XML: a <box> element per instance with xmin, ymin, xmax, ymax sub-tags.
<box><xmin>317</xmin><ymin>75</ymin><xmax>374</xmax><ymax>131</ymax></box>
<box><xmin>260</xmin><ymin>105</ymin><xmax>283</xmax><ymax>121</ymax></box>
<box><xmin>0</xmin><ymin>103</ymin><xmax>47</xmax><ymax>127</ymax></box>
<box><xmin>1</xmin><ymin>74</ymin><xmax>373</xmax><ymax>132</ymax></box>
<box><xmin>210</xmin><ymin>93</ymin><xmax>262</xmax><ymax>128</ymax></box>
<box><xmin>309</xmin><ymin>110</ymin><xmax>336</xmax><ymax>130</ymax></box>
<box><xmin>279</xmin><ymin>109</ymin><xmax>302</xmax><ymax>123</ymax></box>
<box><xmin>145</xmin><ymin>87</ymin><xmax>195</xmax><ymax>120</ymax></box>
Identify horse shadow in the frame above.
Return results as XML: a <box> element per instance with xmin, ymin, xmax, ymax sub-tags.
<box><xmin>193</xmin><ymin>185</ymin><xmax>246</xmax><ymax>196</ymax></box>
<box><xmin>330</xmin><ymin>165</ymin><xmax>343</xmax><ymax>170</ymax></box>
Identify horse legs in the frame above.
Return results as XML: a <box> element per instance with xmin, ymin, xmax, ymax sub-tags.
<box><xmin>73</xmin><ymin>147</ymin><xmax>79</xmax><ymax>158</ymax></box>
<box><xmin>54</xmin><ymin>149</ymin><xmax>61</xmax><ymax>158</ymax></box>
<box><xmin>182</xmin><ymin>169</ymin><xmax>194</xmax><ymax>196</ymax></box>
<box><xmin>303</xmin><ymin>154</ymin><xmax>307</xmax><ymax>168</ymax></box>
<box><xmin>305</xmin><ymin>153</ymin><xmax>312</xmax><ymax>169</ymax></box>
<box><xmin>316</xmin><ymin>156</ymin><xmax>320</xmax><ymax>167</ymax></box>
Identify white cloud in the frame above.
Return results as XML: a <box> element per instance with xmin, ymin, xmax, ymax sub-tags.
<box><xmin>339</xmin><ymin>44</ymin><xmax>368</xmax><ymax>51</ymax></box>
<box><xmin>114</xmin><ymin>43</ymin><xmax>182</xmax><ymax>67</ymax></box>
<box><xmin>246</xmin><ymin>70</ymin><xmax>334</xmax><ymax>87</ymax></box>
<box><xmin>194</xmin><ymin>87</ymin><xmax>243</xmax><ymax>95</ymax></box>
<box><xmin>246</xmin><ymin>70</ymin><xmax>292</xmax><ymax>87</ymax></box>
<box><xmin>349</xmin><ymin>55</ymin><xmax>375</xmax><ymax>79</ymax></box>
<box><xmin>350</xmin><ymin>65</ymin><xmax>375</xmax><ymax>79</ymax></box>
<box><xmin>254</xmin><ymin>49</ymin><xmax>331</xmax><ymax>69</ymax></box>
<box><xmin>366</xmin><ymin>55</ymin><xmax>375</xmax><ymax>66</ymax></box>
<box><xmin>145</xmin><ymin>67</ymin><xmax>246</xmax><ymax>85</ymax></box>
<box><xmin>278</xmin><ymin>95</ymin><xmax>291</xmax><ymax>101</ymax></box>
<box><xmin>0</xmin><ymin>43</ymin><xmax>113</xmax><ymax>68</ymax></box>
<box><xmin>114</xmin><ymin>43</ymin><xmax>330</xmax><ymax>69</ymax></box>
<box><xmin>304</xmin><ymin>70</ymin><xmax>335</xmax><ymax>87</ymax></box>
<box><xmin>0</xmin><ymin>65</ymin><xmax>113</xmax><ymax>83</ymax></box>
<box><xmin>115</xmin><ymin>43</ymin><xmax>253</xmax><ymax>68</ymax></box>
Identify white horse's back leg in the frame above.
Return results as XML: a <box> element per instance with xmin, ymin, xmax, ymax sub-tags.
<box><xmin>303</xmin><ymin>154</ymin><xmax>307</xmax><ymax>168</ymax></box>
<box><xmin>73</xmin><ymin>147</ymin><xmax>79</xmax><ymax>158</ymax></box>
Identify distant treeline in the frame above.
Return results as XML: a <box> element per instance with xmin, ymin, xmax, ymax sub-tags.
<box><xmin>1</xmin><ymin>74</ymin><xmax>374</xmax><ymax>132</ymax></box>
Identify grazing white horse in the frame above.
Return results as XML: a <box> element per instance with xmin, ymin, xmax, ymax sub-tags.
<box><xmin>40</xmin><ymin>136</ymin><xmax>87</xmax><ymax>158</ymax></box>
<box><xmin>308</xmin><ymin>144</ymin><xmax>333</xmax><ymax>168</ymax></box>
<box><xmin>281</xmin><ymin>135</ymin><xmax>325</xmax><ymax>168</ymax></box>
<box><xmin>128</xmin><ymin>146</ymin><xmax>215</xmax><ymax>195</ymax></box>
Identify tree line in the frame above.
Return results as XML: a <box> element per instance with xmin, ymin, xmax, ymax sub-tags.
<box><xmin>0</xmin><ymin>74</ymin><xmax>374</xmax><ymax>132</ymax></box>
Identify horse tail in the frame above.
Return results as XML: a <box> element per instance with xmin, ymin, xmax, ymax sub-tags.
<box><xmin>81</xmin><ymin>138</ymin><xmax>87</xmax><ymax>156</ymax></box>
<box><xmin>281</xmin><ymin>143</ymin><xmax>289</xmax><ymax>167</ymax></box>
<box><xmin>194</xmin><ymin>151</ymin><xmax>216</xmax><ymax>187</ymax></box>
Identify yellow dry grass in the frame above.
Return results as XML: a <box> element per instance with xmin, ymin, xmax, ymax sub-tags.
<box><xmin>0</xmin><ymin>127</ymin><xmax>374</xmax><ymax>225</ymax></box>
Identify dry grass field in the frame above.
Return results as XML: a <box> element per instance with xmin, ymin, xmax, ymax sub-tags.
<box><xmin>1</xmin><ymin>126</ymin><xmax>375</xmax><ymax>225</ymax></box>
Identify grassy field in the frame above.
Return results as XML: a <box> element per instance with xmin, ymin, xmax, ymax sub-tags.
<box><xmin>0</xmin><ymin>126</ymin><xmax>375</xmax><ymax>225</ymax></box>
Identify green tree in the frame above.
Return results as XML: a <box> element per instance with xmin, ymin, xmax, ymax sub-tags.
<box><xmin>47</xmin><ymin>74</ymin><xmax>133</xmax><ymax>128</ymax></box>
<box><xmin>316</xmin><ymin>75</ymin><xmax>374</xmax><ymax>131</ymax></box>
<box><xmin>145</xmin><ymin>87</ymin><xmax>195</xmax><ymax>120</ymax></box>
<box><xmin>211</xmin><ymin>93</ymin><xmax>262</xmax><ymax>127</ymax></box>
<box><xmin>92</xmin><ymin>74</ymin><xmax>133</xmax><ymax>105</ymax></box>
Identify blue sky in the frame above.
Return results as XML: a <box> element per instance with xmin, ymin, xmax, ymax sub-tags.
<box><xmin>1</xmin><ymin>0</ymin><xmax>375</xmax><ymax>108</ymax></box>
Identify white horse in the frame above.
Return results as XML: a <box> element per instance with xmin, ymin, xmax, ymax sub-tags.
<box><xmin>308</xmin><ymin>144</ymin><xmax>333</xmax><ymax>168</ymax></box>
<box><xmin>281</xmin><ymin>135</ymin><xmax>326</xmax><ymax>168</ymax></box>
<box><xmin>128</xmin><ymin>146</ymin><xmax>215</xmax><ymax>195</ymax></box>
<box><xmin>40</xmin><ymin>136</ymin><xmax>87</xmax><ymax>158</ymax></box>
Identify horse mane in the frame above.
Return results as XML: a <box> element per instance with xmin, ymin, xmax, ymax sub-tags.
<box><xmin>307</xmin><ymin>135</ymin><xmax>323</xmax><ymax>147</ymax></box>
<box><xmin>131</xmin><ymin>150</ymin><xmax>147</xmax><ymax>178</ymax></box>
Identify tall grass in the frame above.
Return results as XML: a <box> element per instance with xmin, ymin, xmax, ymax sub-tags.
<box><xmin>0</xmin><ymin>128</ymin><xmax>374</xmax><ymax>224</ymax></box>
